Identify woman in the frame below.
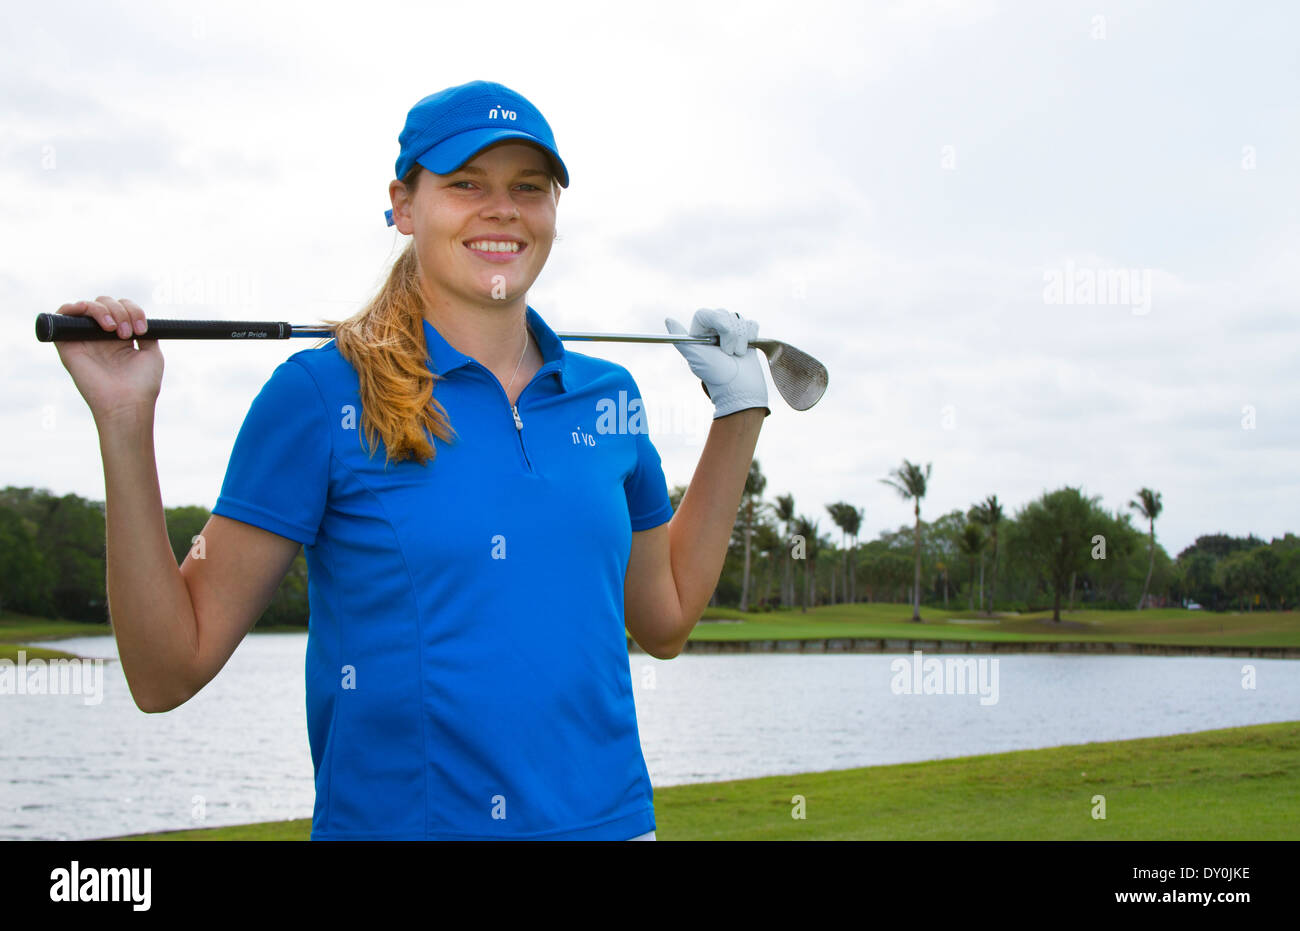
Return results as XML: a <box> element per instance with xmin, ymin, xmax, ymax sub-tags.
<box><xmin>53</xmin><ymin>80</ymin><xmax>769</xmax><ymax>841</ymax></box>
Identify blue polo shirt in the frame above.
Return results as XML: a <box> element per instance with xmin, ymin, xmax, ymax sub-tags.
<box><xmin>212</xmin><ymin>305</ymin><xmax>675</xmax><ymax>840</ymax></box>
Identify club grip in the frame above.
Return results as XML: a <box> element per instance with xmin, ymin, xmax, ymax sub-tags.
<box><xmin>35</xmin><ymin>314</ymin><xmax>293</xmax><ymax>342</ymax></box>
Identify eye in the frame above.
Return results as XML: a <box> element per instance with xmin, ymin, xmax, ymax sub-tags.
<box><xmin>450</xmin><ymin>181</ymin><xmax>542</xmax><ymax>191</ymax></box>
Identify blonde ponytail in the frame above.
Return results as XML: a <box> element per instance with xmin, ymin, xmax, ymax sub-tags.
<box><xmin>315</xmin><ymin>184</ymin><xmax>457</xmax><ymax>467</ymax></box>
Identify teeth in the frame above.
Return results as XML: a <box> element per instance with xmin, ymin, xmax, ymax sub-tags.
<box><xmin>466</xmin><ymin>240</ymin><xmax>521</xmax><ymax>253</ymax></box>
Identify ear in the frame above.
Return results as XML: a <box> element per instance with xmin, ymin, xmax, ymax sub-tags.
<box><xmin>389</xmin><ymin>178</ymin><xmax>416</xmax><ymax>235</ymax></box>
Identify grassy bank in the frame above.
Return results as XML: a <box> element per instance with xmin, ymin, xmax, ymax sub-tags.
<box><xmin>0</xmin><ymin>612</ymin><xmax>114</xmax><ymax>643</ymax></box>
<box><xmin>102</xmin><ymin>721</ymin><xmax>1299</xmax><ymax>840</ymax></box>
<box><xmin>7</xmin><ymin>605</ymin><xmax>1300</xmax><ymax>653</ymax></box>
<box><xmin>0</xmin><ymin>611</ymin><xmax>110</xmax><ymax>661</ymax></box>
<box><xmin>0</xmin><ymin>644</ymin><xmax>80</xmax><ymax>662</ymax></box>
<box><xmin>693</xmin><ymin>603</ymin><xmax>1300</xmax><ymax>649</ymax></box>
<box><xmin>0</xmin><ymin>610</ymin><xmax>304</xmax><ymax>661</ymax></box>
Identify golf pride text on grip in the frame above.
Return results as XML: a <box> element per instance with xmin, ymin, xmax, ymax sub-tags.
<box><xmin>35</xmin><ymin>313</ymin><xmax>293</xmax><ymax>341</ymax></box>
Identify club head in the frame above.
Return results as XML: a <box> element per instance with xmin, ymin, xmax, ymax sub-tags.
<box><xmin>759</xmin><ymin>340</ymin><xmax>828</xmax><ymax>410</ymax></box>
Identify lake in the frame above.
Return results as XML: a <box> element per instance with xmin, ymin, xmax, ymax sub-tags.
<box><xmin>2</xmin><ymin>633</ymin><xmax>1297</xmax><ymax>840</ymax></box>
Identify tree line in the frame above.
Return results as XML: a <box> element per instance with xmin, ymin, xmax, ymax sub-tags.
<box><xmin>688</xmin><ymin>459</ymin><xmax>1300</xmax><ymax>621</ymax></box>
<box><xmin>0</xmin><ymin>486</ymin><xmax>307</xmax><ymax>627</ymax></box>
<box><xmin>1</xmin><ymin>467</ymin><xmax>1297</xmax><ymax>628</ymax></box>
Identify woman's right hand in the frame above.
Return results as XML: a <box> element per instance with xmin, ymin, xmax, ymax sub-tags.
<box><xmin>53</xmin><ymin>296</ymin><xmax>164</xmax><ymax>425</ymax></box>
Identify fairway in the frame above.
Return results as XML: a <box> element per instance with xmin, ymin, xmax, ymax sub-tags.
<box><xmin>689</xmin><ymin>603</ymin><xmax>1300</xmax><ymax>649</ymax></box>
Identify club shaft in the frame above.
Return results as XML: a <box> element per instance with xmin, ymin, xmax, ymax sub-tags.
<box><xmin>35</xmin><ymin>313</ymin><xmax>720</xmax><ymax>345</ymax></box>
<box><xmin>35</xmin><ymin>312</ymin><xmax>827</xmax><ymax>409</ymax></box>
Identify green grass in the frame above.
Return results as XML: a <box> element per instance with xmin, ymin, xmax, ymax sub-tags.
<box><xmin>9</xmin><ymin>605</ymin><xmax>1297</xmax><ymax>652</ymax></box>
<box><xmin>692</xmin><ymin>603</ymin><xmax>1300</xmax><ymax>649</ymax></box>
<box><xmin>102</xmin><ymin>722</ymin><xmax>1300</xmax><ymax>840</ymax></box>
<box><xmin>0</xmin><ymin>612</ymin><xmax>101</xmax><ymax>660</ymax></box>
<box><xmin>109</xmin><ymin>820</ymin><xmax>311</xmax><ymax>841</ymax></box>
<box><xmin>0</xmin><ymin>643</ymin><xmax>80</xmax><ymax>662</ymax></box>
<box><xmin>0</xmin><ymin>611</ymin><xmax>114</xmax><ymax>643</ymax></box>
<box><xmin>0</xmin><ymin>611</ymin><xmax>305</xmax><ymax>663</ymax></box>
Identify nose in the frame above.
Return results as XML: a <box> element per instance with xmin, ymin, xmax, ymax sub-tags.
<box><xmin>481</xmin><ymin>186</ymin><xmax>520</xmax><ymax>220</ymax></box>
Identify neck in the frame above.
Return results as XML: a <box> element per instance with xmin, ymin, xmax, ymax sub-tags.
<box><xmin>419</xmin><ymin>289</ymin><xmax>536</xmax><ymax>375</ymax></box>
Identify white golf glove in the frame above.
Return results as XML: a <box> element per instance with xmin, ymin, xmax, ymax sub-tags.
<box><xmin>664</xmin><ymin>309</ymin><xmax>770</xmax><ymax>419</ymax></box>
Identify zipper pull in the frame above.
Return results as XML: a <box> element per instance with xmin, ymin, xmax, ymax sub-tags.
<box><xmin>512</xmin><ymin>404</ymin><xmax>523</xmax><ymax>431</ymax></box>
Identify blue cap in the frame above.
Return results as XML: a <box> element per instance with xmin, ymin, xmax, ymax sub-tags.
<box><xmin>386</xmin><ymin>80</ymin><xmax>568</xmax><ymax>227</ymax></box>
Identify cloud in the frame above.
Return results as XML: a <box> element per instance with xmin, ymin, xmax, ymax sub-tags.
<box><xmin>604</xmin><ymin>200</ymin><xmax>863</xmax><ymax>281</ymax></box>
<box><xmin>2</xmin><ymin>0</ymin><xmax>1298</xmax><ymax>565</ymax></box>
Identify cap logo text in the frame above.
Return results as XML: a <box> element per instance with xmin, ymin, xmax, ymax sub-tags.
<box><xmin>488</xmin><ymin>106</ymin><xmax>517</xmax><ymax>120</ymax></box>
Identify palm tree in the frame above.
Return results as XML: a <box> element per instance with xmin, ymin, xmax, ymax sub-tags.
<box><xmin>844</xmin><ymin>505</ymin><xmax>863</xmax><ymax>603</ymax></box>
<box><xmin>956</xmin><ymin>523</ymin><xmax>985</xmax><ymax>611</ymax></box>
<box><xmin>827</xmin><ymin>502</ymin><xmax>853</xmax><ymax>605</ymax></box>
<box><xmin>1129</xmin><ymin>488</ymin><xmax>1163</xmax><ymax>610</ymax></box>
<box><xmin>751</xmin><ymin>520</ymin><xmax>780</xmax><ymax>612</ymax></box>
<box><xmin>738</xmin><ymin>460</ymin><xmax>767</xmax><ymax>612</ymax></box>
<box><xmin>793</xmin><ymin>515</ymin><xmax>822</xmax><ymax>613</ymax></box>
<box><xmin>880</xmin><ymin>460</ymin><xmax>932</xmax><ymax>622</ymax></box>
<box><xmin>969</xmin><ymin>494</ymin><xmax>1004</xmax><ymax>615</ymax></box>
<box><xmin>967</xmin><ymin>503</ymin><xmax>989</xmax><ymax>608</ymax></box>
<box><xmin>809</xmin><ymin>523</ymin><xmax>830</xmax><ymax>610</ymax></box>
<box><xmin>774</xmin><ymin>493</ymin><xmax>797</xmax><ymax>609</ymax></box>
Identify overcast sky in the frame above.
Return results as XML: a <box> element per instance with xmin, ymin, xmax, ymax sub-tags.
<box><xmin>4</xmin><ymin>0</ymin><xmax>1297</xmax><ymax>559</ymax></box>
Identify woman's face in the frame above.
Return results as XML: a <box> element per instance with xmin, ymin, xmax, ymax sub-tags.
<box><xmin>389</xmin><ymin>141</ymin><xmax>560</xmax><ymax>312</ymax></box>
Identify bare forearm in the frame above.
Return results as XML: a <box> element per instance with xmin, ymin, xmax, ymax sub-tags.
<box><xmin>98</xmin><ymin>406</ymin><xmax>199</xmax><ymax>710</ymax></box>
<box><xmin>666</xmin><ymin>407</ymin><xmax>765</xmax><ymax>649</ymax></box>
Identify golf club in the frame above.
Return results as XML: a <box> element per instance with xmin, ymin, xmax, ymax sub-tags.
<box><xmin>34</xmin><ymin>313</ymin><xmax>829</xmax><ymax>410</ymax></box>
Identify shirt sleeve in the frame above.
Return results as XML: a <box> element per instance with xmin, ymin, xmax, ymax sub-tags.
<box><xmin>623</xmin><ymin>374</ymin><xmax>675</xmax><ymax>532</ymax></box>
<box><xmin>212</xmin><ymin>357</ymin><xmax>330</xmax><ymax>546</ymax></box>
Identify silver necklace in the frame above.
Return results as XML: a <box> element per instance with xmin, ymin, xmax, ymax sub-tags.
<box><xmin>503</xmin><ymin>318</ymin><xmax>529</xmax><ymax>397</ymax></box>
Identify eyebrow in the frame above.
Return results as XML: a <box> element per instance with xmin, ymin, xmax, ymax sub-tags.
<box><xmin>452</xmin><ymin>166</ymin><xmax>550</xmax><ymax>178</ymax></box>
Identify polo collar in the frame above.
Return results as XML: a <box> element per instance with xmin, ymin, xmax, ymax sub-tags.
<box><xmin>422</xmin><ymin>305</ymin><xmax>568</xmax><ymax>392</ymax></box>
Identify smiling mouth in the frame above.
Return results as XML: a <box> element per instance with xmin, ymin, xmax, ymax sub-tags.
<box><xmin>464</xmin><ymin>240</ymin><xmax>526</xmax><ymax>255</ymax></box>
